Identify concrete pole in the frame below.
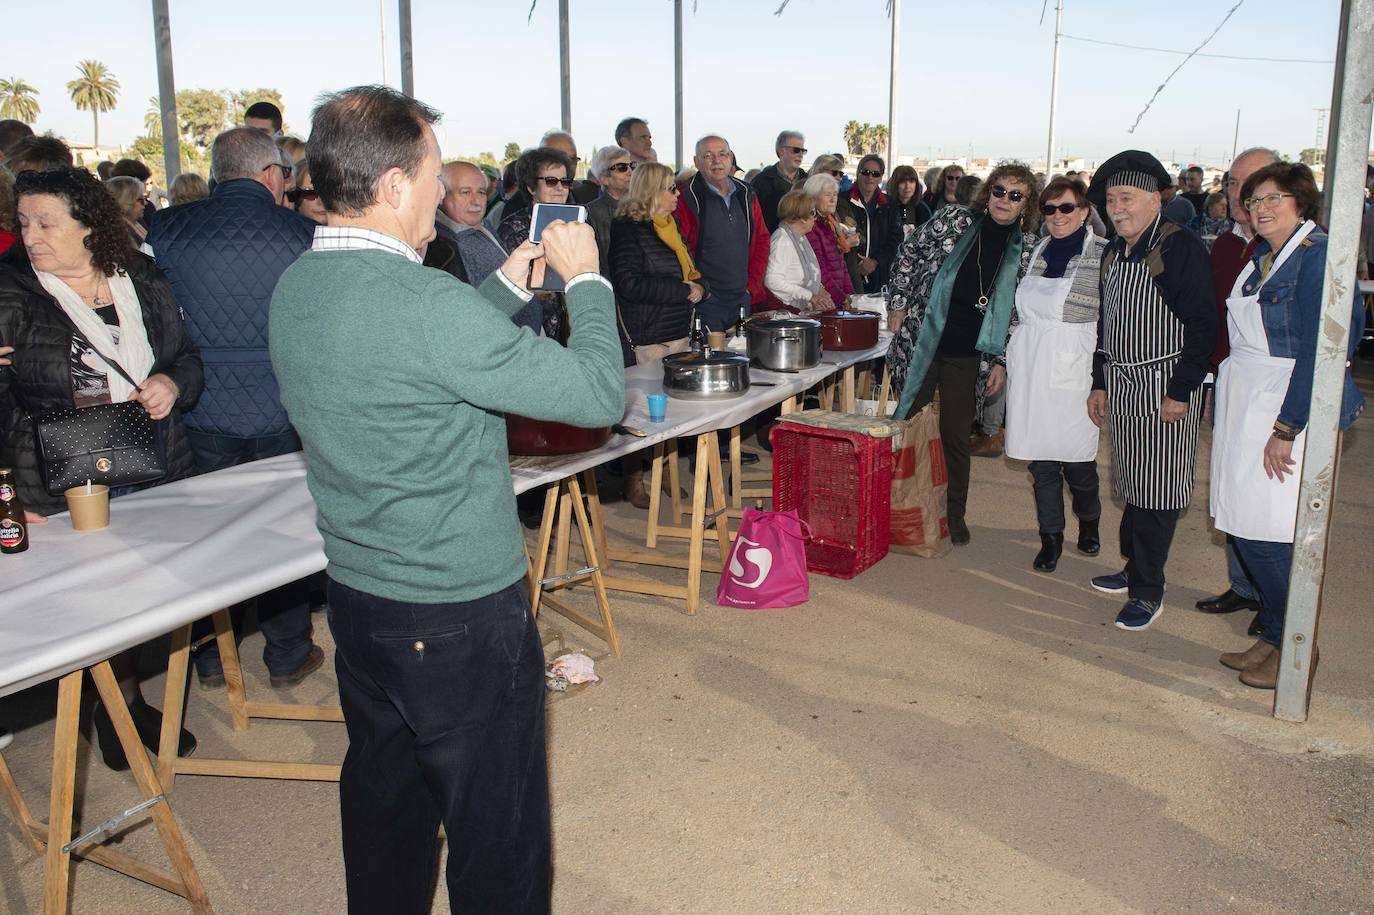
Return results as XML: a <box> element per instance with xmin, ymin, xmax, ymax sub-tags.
<box><xmin>675</xmin><ymin>0</ymin><xmax>684</xmax><ymax>171</ymax></box>
<box><xmin>1044</xmin><ymin>0</ymin><xmax>1063</xmax><ymax>175</ymax></box>
<box><xmin>399</xmin><ymin>0</ymin><xmax>413</xmax><ymax>97</ymax></box>
<box><xmin>1230</xmin><ymin>109</ymin><xmax>1240</xmax><ymax>164</ymax></box>
<box><xmin>886</xmin><ymin>0</ymin><xmax>900</xmax><ymax>169</ymax></box>
<box><xmin>150</xmin><ymin>0</ymin><xmax>181</xmax><ymax>185</ymax></box>
<box><xmin>379</xmin><ymin>0</ymin><xmax>388</xmax><ymax>86</ymax></box>
<box><xmin>1274</xmin><ymin>0</ymin><xmax>1372</xmax><ymax>722</ymax></box>
<box><xmin>559</xmin><ymin>0</ymin><xmax>572</xmax><ymax>134</ymax></box>
<box><xmin>1320</xmin><ymin>0</ymin><xmax>1351</xmax><ymax>218</ymax></box>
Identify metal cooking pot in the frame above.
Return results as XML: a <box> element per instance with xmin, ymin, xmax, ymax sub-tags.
<box><xmin>506</xmin><ymin>415</ymin><xmax>612</xmax><ymax>456</ymax></box>
<box><xmin>747</xmin><ymin>316</ymin><xmax>822</xmax><ymax>371</ymax></box>
<box><xmin>816</xmin><ymin>310</ymin><xmax>880</xmax><ymax>351</ymax></box>
<box><xmin>662</xmin><ymin>349</ymin><xmax>751</xmax><ymax>400</ymax></box>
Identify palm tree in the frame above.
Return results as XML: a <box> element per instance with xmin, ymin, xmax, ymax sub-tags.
<box><xmin>67</xmin><ymin>60</ymin><xmax>120</xmax><ymax>147</ymax></box>
<box><xmin>144</xmin><ymin>96</ymin><xmax>163</xmax><ymax>138</ymax></box>
<box><xmin>0</xmin><ymin>77</ymin><xmax>41</xmax><ymax>124</ymax></box>
<box><xmin>843</xmin><ymin>120</ymin><xmax>863</xmax><ymax>157</ymax></box>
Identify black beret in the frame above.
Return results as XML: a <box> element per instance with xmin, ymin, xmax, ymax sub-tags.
<box><xmin>1087</xmin><ymin>150</ymin><xmax>1170</xmax><ymax>206</ymax></box>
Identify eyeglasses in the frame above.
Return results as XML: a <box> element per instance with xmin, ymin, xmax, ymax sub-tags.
<box><xmin>1243</xmin><ymin>192</ymin><xmax>1294</xmax><ymax>211</ymax></box>
<box><xmin>1041</xmin><ymin>202</ymin><xmax>1078</xmax><ymax>215</ymax></box>
<box><xmin>605</xmin><ymin>162</ymin><xmax>634</xmax><ymax>173</ymax></box>
<box><xmin>537</xmin><ymin>176</ymin><xmax>576</xmax><ymax>188</ymax></box>
<box><xmin>945</xmin><ymin>175</ymin><xmax>962</xmax><ymax>182</ymax></box>
<box><xmin>990</xmin><ymin>184</ymin><xmax>1026</xmax><ymax>203</ymax></box>
<box><xmin>825</xmin><ymin>170</ymin><xmax>843</xmax><ymax>178</ymax></box>
<box><xmin>263</xmin><ymin>163</ymin><xmax>292</xmax><ymax>180</ymax></box>
<box><xmin>663</xmin><ymin>185</ymin><xmax>681</xmax><ymax>195</ymax></box>
<box><xmin>809</xmin><ymin>208</ymin><xmax>821</xmax><ymax>218</ymax></box>
<box><xmin>287</xmin><ymin>188</ymin><xmax>319</xmax><ymax>203</ymax></box>
<box><xmin>782</xmin><ymin>146</ymin><xmax>808</xmax><ymax>155</ymax></box>
<box><xmin>858</xmin><ymin>168</ymin><xmax>884</xmax><ymax>178</ymax></box>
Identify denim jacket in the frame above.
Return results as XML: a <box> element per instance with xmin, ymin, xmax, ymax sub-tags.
<box><xmin>1240</xmin><ymin>226</ymin><xmax>1365</xmax><ymax>431</ymax></box>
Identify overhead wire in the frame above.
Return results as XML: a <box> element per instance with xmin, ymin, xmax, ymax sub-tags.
<box><xmin>1127</xmin><ymin>0</ymin><xmax>1247</xmax><ymax>133</ymax></box>
<box><xmin>1062</xmin><ymin>33</ymin><xmax>1333</xmax><ymax>65</ymax></box>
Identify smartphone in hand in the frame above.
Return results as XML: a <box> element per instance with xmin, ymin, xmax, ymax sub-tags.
<box><xmin>528</xmin><ymin>203</ymin><xmax>588</xmax><ymax>291</ymax></box>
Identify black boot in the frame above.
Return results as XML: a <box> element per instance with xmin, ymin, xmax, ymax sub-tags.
<box><xmin>1077</xmin><ymin>517</ymin><xmax>1101</xmax><ymax>556</ymax></box>
<box><xmin>1033</xmin><ymin>532</ymin><xmax>1064</xmax><ymax>572</ymax></box>
<box><xmin>92</xmin><ymin>699</ymin><xmax>197</xmax><ymax>772</ymax></box>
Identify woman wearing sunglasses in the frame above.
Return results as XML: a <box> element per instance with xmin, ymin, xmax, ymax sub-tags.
<box><xmin>885</xmin><ymin>162</ymin><xmax>1041</xmax><ymax>545</ymax></box>
<box><xmin>286</xmin><ymin>159</ymin><xmax>327</xmax><ymax>223</ymax></box>
<box><xmin>498</xmin><ymin>146</ymin><xmax>576</xmax><ymax>336</ymax></box>
<box><xmin>1210</xmin><ymin>162</ymin><xmax>1364</xmax><ymax>688</ymax></box>
<box><xmin>1004</xmin><ymin>177</ymin><xmax>1106</xmax><ymax>572</ymax></box>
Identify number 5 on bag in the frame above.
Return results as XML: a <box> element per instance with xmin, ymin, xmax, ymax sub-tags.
<box><xmin>715</xmin><ymin>509</ymin><xmax>812</xmax><ymax>609</ymax></box>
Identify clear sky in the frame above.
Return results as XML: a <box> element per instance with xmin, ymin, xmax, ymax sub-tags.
<box><xmin>6</xmin><ymin>0</ymin><xmax>1367</xmax><ymax>171</ymax></box>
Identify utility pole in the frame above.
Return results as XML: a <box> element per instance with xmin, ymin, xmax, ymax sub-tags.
<box><xmin>559</xmin><ymin>0</ymin><xmax>572</xmax><ymax>134</ymax></box>
<box><xmin>1231</xmin><ymin>109</ymin><xmax>1240</xmax><ymax>164</ymax></box>
<box><xmin>398</xmin><ymin>0</ymin><xmax>413</xmax><ymax>97</ymax></box>
<box><xmin>379</xmin><ymin>0</ymin><xmax>388</xmax><ymax>86</ymax></box>
<box><xmin>887</xmin><ymin>0</ymin><xmax>901</xmax><ymax>169</ymax></box>
<box><xmin>1313</xmin><ymin>107</ymin><xmax>1329</xmax><ymax>152</ymax></box>
<box><xmin>151</xmin><ymin>0</ymin><xmax>181</xmax><ymax>185</ymax></box>
<box><xmin>1277</xmin><ymin>0</ymin><xmax>1371</xmax><ymax>721</ymax></box>
<box><xmin>674</xmin><ymin>0</ymin><xmax>684</xmax><ymax>171</ymax></box>
<box><xmin>1044</xmin><ymin>0</ymin><xmax>1063</xmax><ymax>175</ymax></box>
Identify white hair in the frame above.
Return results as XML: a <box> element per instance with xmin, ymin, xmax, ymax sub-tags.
<box><xmin>589</xmin><ymin>145</ymin><xmax>631</xmax><ymax>179</ymax></box>
<box><xmin>540</xmin><ymin>129</ymin><xmax>575</xmax><ymax>147</ymax></box>
<box><xmin>1232</xmin><ymin>146</ymin><xmax>1281</xmax><ymax>168</ymax></box>
<box><xmin>775</xmin><ymin>130</ymin><xmax>804</xmax><ymax>151</ymax></box>
<box><xmin>801</xmin><ymin>173</ymin><xmax>838</xmax><ymax>197</ymax></box>
<box><xmin>694</xmin><ymin>134</ymin><xmax>729</xmax><ymax>157</ymax></box>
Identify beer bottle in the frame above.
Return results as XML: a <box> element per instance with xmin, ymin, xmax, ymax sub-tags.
<box><xmin>0</xmin><ymin>468</ymin><xmax>28</xmax><ymax>555</ymax></box>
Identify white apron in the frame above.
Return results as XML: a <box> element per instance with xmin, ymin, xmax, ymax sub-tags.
<box><xmin>1210</xmin><ymin>220</ymin><xmax>1315</xmax><ymax>542</ymax></box>
<box><xmin>1004</xmin><ymin>234</ymin><xmax>1099</xmax><ymax>462</ymax></box>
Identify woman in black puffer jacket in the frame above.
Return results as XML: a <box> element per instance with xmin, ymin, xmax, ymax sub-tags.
<box><xmin>609</xmin><ymin>161</ymin><xmax>707</xmax><ymax>364</ymax></box>
<box><xmin>0</xmin><ymin>167</ymin><xmax>202</xmax><ymax>771</ymax></box>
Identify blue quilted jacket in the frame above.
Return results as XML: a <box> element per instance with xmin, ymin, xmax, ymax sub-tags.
<box><xmin>148</xmin><ymin>180</ymin><xmax>315</xmax><ymax>437</ymax></box>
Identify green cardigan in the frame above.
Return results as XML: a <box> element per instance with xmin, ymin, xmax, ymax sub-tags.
<box><xmin>270</xmin><ymin>250</ymin><xmax>624</xmax><ymax>603</ymax></box>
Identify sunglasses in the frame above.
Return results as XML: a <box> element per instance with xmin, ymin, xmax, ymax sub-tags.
<box><xmin>945</xmin><ymin>175</ymin><xmax>962</xmax><ymax>182</ymax></box>
<box><xmin>824</xmin><ymin>169</ymin><xmax>843</xmax><ymax>178</ymax></box>
<box><xmin>858</xmin><ymin>168</ymin><xmax>884</xmax><ymax>178</ymax></box>
<box><xmin>663</xmin><ymin>185</ymin><xmax>681</xmax><ymax>195</ymax></box>
<box><xmin>782</xmin><ymin>146</ymin><xmax>808</xmax><ymax>155</ymax></box>
<box><xmin>287</xmin><ymin>188</ymin><xmax>319</xmax><ymax>203</ymax></box>
<box><xmin>1041</xmin><ymin>202</ymin><xmax>1078</xmax><ymax>215</ymax></box>
<box><xmin>990</xmin><ymin>184</ymin><xmax>1026</xmax><ymax>203</ymax></box>
<box><xmin>605</xmin><ymin>162</ymin><xmax>635</xmax><ymax>173</ymax></box>
<box><xmin>537</xmin><ymin>176</ymin><xmax>575</xmax><ymax>188</ymax></box>
<box><xmin>262</xmin><ymin>163</ymin><xmax>292</xmax><ymax>180</ymax></box>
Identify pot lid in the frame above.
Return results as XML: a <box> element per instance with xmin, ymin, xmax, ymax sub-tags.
<box><xmin>749</xmin><ymin>316</ymin><xmax>821</xmax><ymax>329</ymax></box>
<box><xmin>664</xmin><ymin>350</ymin><xmax>750</xmax><ymax>366</ymax></box>
<box><xmin>817</xmin><ymin>309</ymin><xmax>879</xmax><ymax>321</ymax></box>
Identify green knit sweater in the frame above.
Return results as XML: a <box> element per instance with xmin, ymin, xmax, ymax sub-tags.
<box><xmin>270</xmin><ymin>250</ymin><xmax>624</xmax><ymax>603</ymax></box>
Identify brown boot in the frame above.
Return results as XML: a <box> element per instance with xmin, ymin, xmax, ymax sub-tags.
<box><xmin>970</xmin><ymin>430</ymin><xmax>1004</xmax><ymax>458</ymax></box>
<box><xmin>625</xmin><ymin>471</ymin><xmax>652</xmax><ymax>510</ymax></box>
<box><xmin>1238</xmin><ymin>645</ymin><xmax>1320</xmax><ymax>690</ymax></box>
<box><xmin>1219</xmin><ymin>639</ymin><xmax>1274</xmax><ymax>672</ymax></box>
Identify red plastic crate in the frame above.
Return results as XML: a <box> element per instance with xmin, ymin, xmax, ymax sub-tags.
<box><xmin>770</xmin><ymin>423</ymin><xmax>892</xmax><ymax>579</ymax></box>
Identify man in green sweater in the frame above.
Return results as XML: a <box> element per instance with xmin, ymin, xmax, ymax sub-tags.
<box><xmin>269</xmin><ymin>85</ymin><xmax>624</xmax><ymax>914</ymax></box>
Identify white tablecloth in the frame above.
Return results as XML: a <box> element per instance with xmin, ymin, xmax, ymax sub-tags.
<box><xmin>0</xmin><ymin>336</ymin><xmax>892</xmax><ymax>698</ymax></box>
<box><xmin>0</xmin><ymin>456</ymin><xmax>323</xmax><ymax>698</ymax></box>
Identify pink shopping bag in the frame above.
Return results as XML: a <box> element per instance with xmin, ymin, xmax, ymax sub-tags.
<box><xmin>716</xmin><ymin>509</ymin><xmax>812</xmax><ymax>609</ymax></box>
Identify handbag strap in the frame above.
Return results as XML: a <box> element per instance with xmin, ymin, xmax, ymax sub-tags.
<box><xmin>86</xmin><ymin>345</ymin><xmax>145</xmax><ymax>393</ymax></box>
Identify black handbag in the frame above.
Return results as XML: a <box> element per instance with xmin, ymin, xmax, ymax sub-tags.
<box><xmin>31</xmin><ymin>353</ymin><xmax>168</xmax><ymax>496</ymax></box>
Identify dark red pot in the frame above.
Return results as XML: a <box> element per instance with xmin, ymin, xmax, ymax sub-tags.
<box><xmin>505</xmin><ymin>415</ymin><xmax>612</xmax><ymax>456</ymax></box>
<box><xmin>816</xmin><ymin>310</ymin><xmax>880</xmax><ymax>351</ymax></box>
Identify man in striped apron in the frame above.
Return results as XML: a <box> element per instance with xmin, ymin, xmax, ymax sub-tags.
<box><xmin>1085</xmin><ymin>151</ymin><xmax>1218</xmax><ymax>631</ymax></box>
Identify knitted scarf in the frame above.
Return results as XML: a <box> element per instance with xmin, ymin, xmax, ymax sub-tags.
<box><xmin>652</xmin><ymin>214</ymin><xmax>701</xmax><ymax>282</ymax></box>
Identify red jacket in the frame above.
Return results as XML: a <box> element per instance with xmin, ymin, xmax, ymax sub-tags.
<box><xmin>0</xmin><ymin>231</ymin><xmax>15</xmax><ymax>256</ymax></box>
<box><xmin>674</xmin><ymin>173</ymin><xmax>771</xmax><ymax>310</ymax></box>
<box><xmin>1209</xmin><ymin>228</ymin><xmax>1260</xmax><ymax>371</ymax></box>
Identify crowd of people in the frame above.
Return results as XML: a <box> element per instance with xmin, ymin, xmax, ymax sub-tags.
<box><xmin>1</xmin><ymin>92</ymin><xmax>1371</xmax><ymax>913</ymax></box>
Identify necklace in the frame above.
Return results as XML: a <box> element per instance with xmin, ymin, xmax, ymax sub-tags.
<box><xmin>975</xmin><ymin>234</ymin><xmax>990</xmax><ymax>308</ymax></box>
<box><xmin>75</xmin><ymin>276</ymin><xmax>112</xmax><ymax>308</ymax></box>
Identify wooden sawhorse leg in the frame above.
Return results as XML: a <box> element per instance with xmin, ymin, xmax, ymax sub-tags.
<box><xmin>157</xmin><ymin>608</ymin><xmax>343</xmax><ymax>791</ymax></box>
<box><xmin>528</xmin><ymin>476</ymin><xmax>622</xmax><ymax>656</ymax></box>
<box><xmin>4</xmin><ymin>665</ymin><xmax>215</xmax><ymax>913</ymax></box>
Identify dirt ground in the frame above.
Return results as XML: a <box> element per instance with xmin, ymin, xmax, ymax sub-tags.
<box><xmin>3</xmin><ymin>379</ymin><xmax>1372</xmax><ymax>914</ymax></box>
